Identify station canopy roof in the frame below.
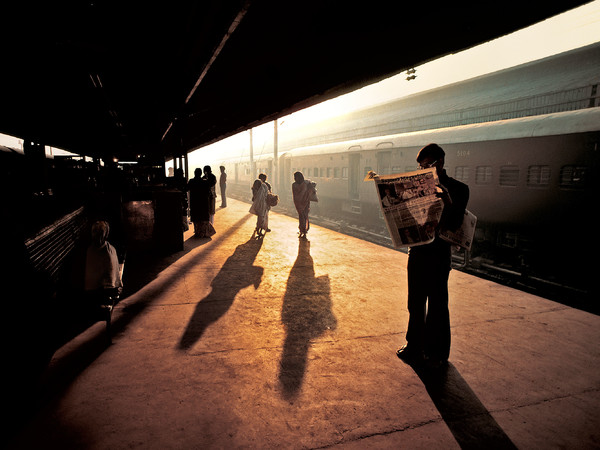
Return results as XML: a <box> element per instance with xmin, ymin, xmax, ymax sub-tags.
<box><xmin>0</xmin><ymin>1</ymin><xmax>589</xmax><ymax>162</ymax></box>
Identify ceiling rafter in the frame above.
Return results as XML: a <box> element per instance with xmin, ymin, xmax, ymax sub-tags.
<box><xmin>0</xmin><ymin>1</ymin><xmax>589</xmax><ymax>161</ymax></box>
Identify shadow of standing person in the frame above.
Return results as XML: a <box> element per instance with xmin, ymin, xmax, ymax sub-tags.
<box><xmin>278</xmin><ymin>239</ymin><xmax>337</xmax><ymax>401</ymax></box>
<box><xmin>178</xmin><ymin>237</ymin><xmax>264</xmax><ymax>350</ymax></box>
<box><xmin>414</xmin><ymin>363</ymin><xmax>517</xmax><ymax>449</ymax></box>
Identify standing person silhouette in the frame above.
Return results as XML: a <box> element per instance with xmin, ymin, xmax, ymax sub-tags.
<box><xmin>258</xmin><ymin>173</ymin><xmax>272</xmax><ymax>233</ymax></box>
<box><xmin>250</xmin><ymin>176</ymin><xmax>269</xmax><ymax>236</ymax></box>
<box><xmin>396</xmin><ymin>143</ymin><xmax>469</xmax><ymax>369</ymax></box>
<box><xmin>202</xmin><ymin>165</ymin><xmax>217</xmax><ymax>226</ymax></box>
<box><xmin>292</xmin><ymin>171</ymin><xmax>313</xmax><ymax>239</ymax></box>
<box><xmin>219</xmin><ymin>165</ymin><xmax>227</xmax><ymax>208</ymax></box>
<box><xmin>187</xmin><ymin>167</ymin><xmax>215</xmax><ymax>238</ymax></box>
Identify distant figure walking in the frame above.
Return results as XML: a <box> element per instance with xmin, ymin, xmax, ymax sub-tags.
<box><xmin>259</xmin><ymin>173</ymin><xmax>273</xmax><ymax>232</ymax></box>
<box><xmin>250</xmin><ymin>176</ymin><xmax>269</xmax><ymax>236</ymax></box>
<box><xmin>219</xmin><ymin>165</ymin><xmax>227</xmax><ymax>207</ymax></box>
<box><xmin>292</xmin><ymin>171</ymin><xmax>313</xmax><ymax>239</ymax></box>
<box><xmin>203</xmin><ymin>165</ymin><xmax>217</xmax><ymax>225</ymax></box>
<box><xmin>187</xmin><ymin>167</ymin><xmax>216</xmax><ymax>238</ymax></box>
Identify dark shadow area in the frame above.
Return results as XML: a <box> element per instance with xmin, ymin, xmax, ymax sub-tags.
<box><xmin>34</xmin><ymin>220</ymin><xmax>218</xmax><ymax>363</ymax></box>
<box><xmin>4</xmin><ymin>215</ymin><xmax>252</xmax><ymax>443</ymax></box>
<box><xmin>111</xmin><ymin>214</ymin><xmax>251</xmax><ymax>325</ymax></box>
<box><xmin>121</xmin><ymin>231</ymin><xmax>213</xmax><ymax>297</ymax></box>
<box><xmin>413</xmin><ymin>362</ymin><xmax>517</xmax><ymax>449</ymax></box>
<box><xmin>178</xmin><ymin>236</ymin><xmax>264</xmax><ymax>350</ymax></box>
<box><xmin>278</xmin><ymin>239</ymin><xmax>336</xmax><ymax>401</ymax></box>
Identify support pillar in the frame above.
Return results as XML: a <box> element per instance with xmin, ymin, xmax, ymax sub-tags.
<box><xmin>273</xmin><ymin>119</ymin><xmax>279</xmax><ymax>191</ymax></box>
<box><xmin>249</xmin><ymin>128</ymin><xmax>254</xmax><ymax>178</ymax></box>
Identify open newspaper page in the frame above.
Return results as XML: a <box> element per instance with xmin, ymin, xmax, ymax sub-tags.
<box><xmin>366</xmin><ymin>169</ymin><xmax>444</xmax><ymax>248</ymax></box>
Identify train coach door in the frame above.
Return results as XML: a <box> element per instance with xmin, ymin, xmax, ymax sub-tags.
<box><xmin>349</xmin><ymin>153</ymin><xmax>360</xmax><ymax>200</ymax></box>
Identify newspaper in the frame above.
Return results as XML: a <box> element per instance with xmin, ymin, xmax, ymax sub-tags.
<box><xmin>366</xmin><ymin>169</ymin><xmax>476</xmax><ymax>249</ymax></box>
<box><xmin>366</xmin><ymin>168</ymin><xmax>444</xmax><ymax>248</ymax></box>
<box><xmin>438</xmin><ymin>209</ymin><xmax>477</xmax><ymax>250</ymax></box>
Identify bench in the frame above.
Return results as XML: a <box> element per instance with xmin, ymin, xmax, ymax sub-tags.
<box><xmin>25</xmin><ymin>206</ymin><xmax>88</xmax><ymax>286</ymax></box>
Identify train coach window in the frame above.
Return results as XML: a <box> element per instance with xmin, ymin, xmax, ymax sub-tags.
<box><xmin>499</xmin><ymin>166</ymin><xmax>519</xmax><ymax>187</ymax></box>
<box><xmin>377</xmin><ymin>151</ymin><xmax>392</xmax><ymax>175</ymax></box>
<box><xmin>342</xmin><ymin>167</ymin><xmax>348</xmax><ymax>179</ymax></box>
<box><xmin>527</xmin><ymin>165</ymin><xmax>551</xmax><ymax>187</ymax></box>
<box><xmin>454</xmin><ymin>166</ymin><xmax>469</xmax><ymax>183</ymax></box>
<box><xmin>334</xmin><ymin>167</ymin><xmax>340</xmax><ymax>178</ymax></box>
<box><xmin>475</xmin><ymin>166</ymin><xmax>493</xmax><ymax>185</ymax></box>
<box><xmin>314</xmin><ymin>167</ymin><xmax>319</xmax><ymax>177</ymax></box>
<box><xmin>560</xmin><ymin>165</ymin><xmax>587</xmax><ymax>189</ymax></box>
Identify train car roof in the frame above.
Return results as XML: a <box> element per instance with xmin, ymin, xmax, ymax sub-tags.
<box><xmin>281</xmin><ymin>42</ymin><xmax>600</xmax><ymax>151</ymax></box>
<box><xmin>0</xmin><ymin>2</ymin><xmax>588</xmax><ymax>162</ymax></box>
<box><xmin>284</xmin><ymin>108</ymin><xmax>600</xmax><ymax>157</ymax></box>
<box><xmin>386</xmin><ymin>42</ymin><xmax>600</xmax><ymax>114</ymax></box>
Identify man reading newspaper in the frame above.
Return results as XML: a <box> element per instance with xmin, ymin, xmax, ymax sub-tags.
<box><xmin>395</xmin><ymin>143</ymin><xmax>470</xmax><ymax>369</ymax></box>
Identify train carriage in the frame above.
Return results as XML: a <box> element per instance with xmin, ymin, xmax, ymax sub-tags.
<box><xmin>279</xmin><ymin>109</ymin><xmax>597</xmax><ymax>223</ymax></box>
<box><xmin>219</xmin><ymin>108</ymin><xmax>598</xmax><ymax>294</ymax></box>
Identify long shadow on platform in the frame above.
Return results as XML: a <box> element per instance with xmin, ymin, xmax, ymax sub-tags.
<box><xmin>6</xmin><ymin>215</ymin><xmax>254</xmax><ymax>441</ymax></box>
<box><xmin>122</xmin><ymin>231</ymin><xmax>213</xmax><ymax>297</ymax></box>
<box><xmin>178</xmin><ymin>235</ymin><xmax>264</xmax><ymax>349</ymax></box>
<box><xmin>113</xmin><ymin>214</ymin><xmax>252</xmax><ymax>322</ymax></box>
<box><xmin>47</xmin><ymin>230</ymin><xmax>215</xmax><ymax>352</ymax></box>
<box><xmin>46</xmin><ymin>224</ymin><xmax>217</xmax><ymax>356</ymax></box>
<box><xmin>414</xmin><ymin>363</ymin><xmax>517</xmax><ymax>449</ymax></box>
<box><xmin>278</xmin><ymin>239</ymin><xmax>337</xmax><ymax>401</ymax></box>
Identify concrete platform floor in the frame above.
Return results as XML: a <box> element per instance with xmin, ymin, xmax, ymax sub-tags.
<box><xmin>7</xmin><ymin>198</ymin><xmax>600</xmax><ymax>449</ymax></box>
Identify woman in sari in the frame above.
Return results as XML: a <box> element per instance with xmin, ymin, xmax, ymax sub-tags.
<box><xmin>250</xmin><ymin>178</ymin><xmax>269</xmax><ymax>236</ymax></box>
<box><xmin>292</xmin><ymin>171</ymin><xmax>312</xmax><ymax>238</ymax></box>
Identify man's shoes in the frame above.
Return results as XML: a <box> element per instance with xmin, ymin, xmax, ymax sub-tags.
<box><xmin>396</xmin><ymin>344</ymin><xmax>425</xmax><ymax>365</ymax></box>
